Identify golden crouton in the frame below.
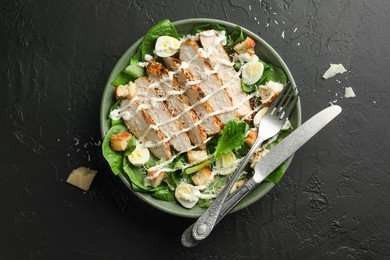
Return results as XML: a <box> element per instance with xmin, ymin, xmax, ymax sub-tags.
<box><xmin>110</xmin><ymin>132</ymin><xmax>132</xmax><ymax>151</ymax></box>
<box><xmin>245</xmin><ymin>129</ymin><xmax>258</xmax><ymax>147</ymax></box>
<box><xmin>147</xmin><ymin>169</ymin><xmax>165</xmax><ymax>188</ymax></box>
<box><xmin>234</xmin><ymin>37</ymin><xmax>256</xmax><ymax>54</ymax></box>
<box><xmin>187</xmin><ymin>150</ymin><xmax>208</xmax><ymax>164</ymax></box>
<box><xmin>115</xmin><ymin>82</ymin><xmax>137</xmax><ymax>100</ymax></box>
<box><xmin>191</xmin><ymin>167</ymin><xmax>214</xmax><ymax>186</ymax></box>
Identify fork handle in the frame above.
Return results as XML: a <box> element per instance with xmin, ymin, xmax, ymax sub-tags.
<box><xmin>182</xmin><ymin>178</ymin><xmax>258</xmax><ymax>247</ymax></box>
<box><xmin>191</xmin><ymin>136</ymin><xmax>264</xmax><ymax>241</ymax></box>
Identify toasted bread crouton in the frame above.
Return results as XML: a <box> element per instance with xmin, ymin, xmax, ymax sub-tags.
<box><xmin>234</xmin><ymin>37</ymin><xmax>256</xmax><ymax>54</ymax></box>
<box><xmin>110</xmin><ymin>132</ymin><xmax>132</xmax><ymax>151</ymax></box>
<box><xmin>187</xmin><ymin>150</ymin><xmax>208</xmax><ymax>164</ymax></box>
<box><xmin>115</xmin><ymin>82</ymin><xmax>137</xmax><ymax>100</ymax></box>
<box><xmin>245</xmin><ymin>129</ymin><xmax>258</xmax><ymax>147</ymax></box>
<box><xmin>147</xmin><ymin>169</ymin><xmax>165</xmax><ymax>188</ymax></box>
<box><xmin>191</xmin><ymin>167</ymin><xmax>214</xmax><ymax>186</ymax></box>
<box><xmin>262</xmin><ymin>92</ymin><xmax>279</xmax><ymax>107</ymax></box>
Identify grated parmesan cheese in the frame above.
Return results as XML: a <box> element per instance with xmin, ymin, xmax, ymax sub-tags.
<box><xmin>344</xmin><ymin>87</ymin><xmax>356</xmax><ymax>98</ymax></box>
<box><xmin>67</xmin><ymin>167</ymin><xmax>97</xmax><ymax>191</ymax></box>
<box><xmin>322</xmin><ymin>64</ymin><xmax>347</xmax><ymax>79</ymax></box>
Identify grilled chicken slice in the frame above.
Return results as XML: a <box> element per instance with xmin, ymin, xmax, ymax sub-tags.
<box><xmin>134</xmin><ymin>77</ymin><xmax>192</xmax><ymax>152</ymax></box>
<box><xmin>199</xmin><ymin>30</ymin><xmax>253</xmax><ymax>119</ymax></box>
<box><xmin>120</xmin><ymin>99</ymin><xmax>172</xmax><ymax>160</ymax></box>
<box><xmin>179</xmin><ymin>40</ymin><xmax>237</xmax><ymax>124</ymax></box>
<box><xmin>146</xmin><ymin>61</ymin><xmax>207</xmax><ymax>149</ymax></box>
<box><xmin>164</xmin><ymin>57</ymin><xmax>222</xmax><ymax>136</ymax></box>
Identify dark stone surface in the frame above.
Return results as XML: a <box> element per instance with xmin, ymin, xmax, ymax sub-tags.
<box><xmin>1</xmin><ymin>0</ymin><xmax>389</xmax><ymax>259</ymax></box>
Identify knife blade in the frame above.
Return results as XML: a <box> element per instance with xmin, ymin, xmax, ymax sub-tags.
<box><xmin>181</xmin><ymin>105</ymin><xmax>342</xmax><ymax>247</ymax></box>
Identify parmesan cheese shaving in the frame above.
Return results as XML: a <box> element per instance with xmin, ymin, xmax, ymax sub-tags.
<box><xmin>344</xmin><ymin>87</ymin><xmax>356</xmax><ymax>98</ymax></box>
<box><xmin>322</xmin><ymin>64</ymin><xmax>347</xmax><ymax>79</ymax></box>
<box><xmin>67</xmin><ymin>167</ymin><xmax>97</xmax><ymax>191</ymax></box>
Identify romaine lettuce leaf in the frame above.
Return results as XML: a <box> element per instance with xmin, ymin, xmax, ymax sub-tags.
<box><xmin>214</xmin><ymin>119</ymin><xmax>249</xmax><ymax>159</ymax></box>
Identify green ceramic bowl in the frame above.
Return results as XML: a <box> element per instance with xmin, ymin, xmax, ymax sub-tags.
<box><xmin>100</xmin><ymin>18</ymin><xmax>301</xmax><ymax>218</ymax></box>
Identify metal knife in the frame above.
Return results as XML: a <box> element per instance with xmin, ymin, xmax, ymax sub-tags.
<box><xmin>181</xmin><ymin>105</ymin><xmax>342</xmax><ymax>247</ymax></box>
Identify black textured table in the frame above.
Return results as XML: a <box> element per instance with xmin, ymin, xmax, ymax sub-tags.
<box><xmin>1</xmin><ymin>0</ymin><xmax>390</xmax><ymax>259</ymax></box>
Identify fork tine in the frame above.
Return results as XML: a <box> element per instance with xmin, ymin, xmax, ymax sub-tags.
<box><xmin>277</xmin><ymin>85</ymin><xmax>295</xmax><ymax>115</ymax></box>
<box><xmin>267</xmin><ymin>82</ymin><xmax>291</xmax><ymax>113</ymax></box>
<box><xmin>282</xmin><ymin>93</ymin><xmax>298</xmax><ymax>119</ymax></box>
<box><xmin>272</xmin><ymin>83</ymin><xmax>294</xmax><ymax>117</ymax></box>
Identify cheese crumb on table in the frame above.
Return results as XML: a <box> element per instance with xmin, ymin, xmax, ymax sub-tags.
<box><xmin>344</xmin><ymin>87</ymin><xmax>356</xmax><ymax>98</ymax></box>
<box><xmin>67</xmin><ymin>167</ymin><xmax>97</xmax><ymax>191</ymax></box>
<box><xmin>322</xmin><ymin>64</ymin><xmax>347</xmax><ymax>79</ymax></box>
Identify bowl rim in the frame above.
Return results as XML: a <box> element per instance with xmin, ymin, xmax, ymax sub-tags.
<box><xmin>100</xmin><ymin>18</ymin><xmax>302</xmax><ymax>218</ymax></box>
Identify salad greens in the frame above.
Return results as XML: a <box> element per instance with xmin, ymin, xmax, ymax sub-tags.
<box><xmin>104</xmin><ymin>20</ymin><xmax>294</xmax><ymax>209</ymax></box>
<box><xmin>192</xmin><ymin>23</ymin><xmax>228</xmax><ymax>35</ymax></box>
<box><xmin>113</xmin><ymin>19</ymin><xmax>179</xmax><ymax>86</ymax></box>
<box><xmin>240</xmin><ymin>61</ymin><xmax>287</xmax><ymax>94</ymax></box>
<box><xmin>102</xmin><ymin>124</ymin><xmax>130</xmax><ymax>175</ymax></box>
<box><xmin>108</xmin><ymin>99</ymin><xmax>124</xmax><ymax>127</ymax></box>
<box><xmin>139</xmin><ymin>19</ymin><xmax>180</xmax><ymax>61</ymax></box>
<box><xmin>214</xmin><ymin>120</ymin><xmax>249</xmax><ymax>159</ymax></box>
<box><xmin>185</xmin><ymin>120</ymin><xmax>248</xmax><ymax>175</ymax></box>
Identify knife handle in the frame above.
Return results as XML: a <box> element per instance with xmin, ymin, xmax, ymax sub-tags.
<box><xmin>191</xmin><ymin>137</ymin><xmax>265</xmax><ymax>241</ymax></box>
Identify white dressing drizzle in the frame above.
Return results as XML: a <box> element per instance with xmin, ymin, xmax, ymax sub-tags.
<box><xmin>111</xmin><ymin>30</ymin><xmax>266</xmax><ymax>178</ymax></box>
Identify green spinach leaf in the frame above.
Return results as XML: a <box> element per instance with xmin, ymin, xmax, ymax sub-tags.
<box><xmin>123</xmin><ymin>156</ymin><xmax>149</xmax><ymax>190</ymax></box>
<box><xmin>141</xmin><ymin>19</ymin><xmax>179</xmax><ymax>60</ymax></box>
<box><xmin>108</xmin><ymin>99</ymin><xmax>123</xmax><ymax>127</ymax></box>
<box><xmin>241</xmin><ymin>80</ymin><xmax>257</xmax><ymax>93</ymax></box>
<box><xmin>225</xmin><ymin>26</ymin><xmax>245</xmax><ymax>53</ymax></box>
<box><xmin>198</xmin><ymin>199</ymin><xmax>213</xmax><ymax>208</ymax></box>
<box><xmin>265</xmin><ymin>64</ymin><xmax>287</xmax><ymax>85</ymax></box>
<box><xmin>172</xmin><ymin>171</ymin><xmax>181</xmax><ymax>186</ymax></box>
<box><xmin>230</xmin><ymin>26</ymin><xmax>245</xmax><ymax>44</ymax></box>
<box><xmin>112</xmin><ymin>19</ymin><xmax>178</xmax><ymax>86</ymax></box>
<box><xmin>112</xmin><ymin>72</ymin><xmax>133</xmax><ymax>87</ymax></box>
<box><xmin>102</xmin><ymin>124</ymin><xmax>128</xmax><ymax>175</ymax></box>
<box><xmin>192</xmin><ymin>23</ymin><xmax>228</xmax><ymax>35</ymax></box>
<box><xmin>123</xmin><ymin>135</ymin><xmax>137</xmax><ymax>156</ymax></box>
<box><xmin>152</xmin><ymin>188</ymin><xmax>175</xmax><ymax>201</ymax></box>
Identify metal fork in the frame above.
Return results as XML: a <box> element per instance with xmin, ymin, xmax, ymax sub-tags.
<box><xmin>187</xmin><ymin>82</ymin><xmax>298</xmax><ymax>243</ymax></box>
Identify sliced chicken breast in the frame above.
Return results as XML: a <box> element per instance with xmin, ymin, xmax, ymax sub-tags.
<box><xmin>120</xmin><ymin>99</ymin><xmax>172</xmax><ymax>160</ymax></box>
<box><xmin>164</xmin><ymin>57</ymin><xmax>222</xmax><ymax>136</ymax></box>
<box><xmin>146</xmin><ymin>61</ymin><xmax>207</xmax><ymax>149</ymax></box>
<box><xmin>134</xmin><ymin>77</ymin><xmax>192</xmax><ymax>152</ymax></box>
<box><xmin>179</xmin><ymin>40</ymin><xmax>237</xmax><ymax>124</ymax></box>
<box><xmin>199</xmin><ymin>30</ymin><xmax>253</xmax><ymax>118</ymax></box>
